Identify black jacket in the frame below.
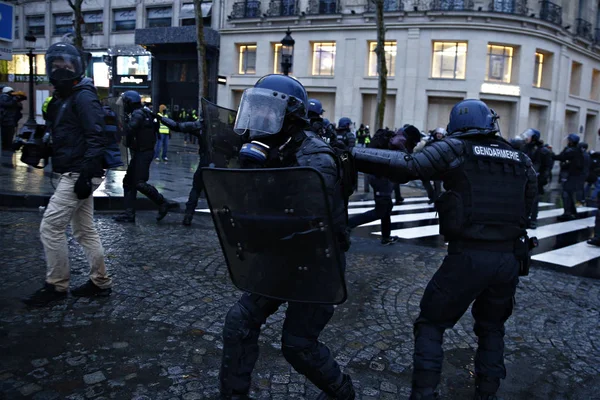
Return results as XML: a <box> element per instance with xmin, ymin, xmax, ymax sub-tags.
<box><xmin>523</xmin><ymin>140</ymin><xmax>553</xmax><ymax>187</ymax></box>
<box><xmin>555</xmin><ymin>146</ymin><xmax>584</xmax><ymax>188</ymax></box>
<box><xmin>0</xmin><ymin>93</ymin><xmax>20</xmax><ymax>126</ymax></box>
<box><xmin>46</xmin><ymin>78</ymin><xmax>107</xmax><ymax>176</ymax></box>
<box><xmin>126</xmin><ymin>107</ymin><xmax>158</xmax><ymax>152</ymax></box>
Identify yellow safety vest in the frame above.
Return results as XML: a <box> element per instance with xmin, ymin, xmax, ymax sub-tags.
<box><xmin>157</xmin><ymin>113</ymin><xmax>170</xmax><ymax>134</ymax></box>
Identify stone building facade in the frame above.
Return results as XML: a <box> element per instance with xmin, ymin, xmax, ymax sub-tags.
<box><xmin>217</xmin><ymin>0</ymin><xmax>600</xmax><ymax>149</ymax></box>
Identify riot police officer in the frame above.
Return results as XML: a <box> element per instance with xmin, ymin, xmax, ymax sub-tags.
<box><xmin>352</xmin><ymin>99</ymin><xmax>537</xmax><ymax>400</ymax></box>
<box><xmin>336</xmin><ymin>117</ymin><xmax>356</xmax><ymax>149</ymax></box>
<box><xmin>218</xmin><ymin>75</ymin><xmax>355</xmax><ymax>400</ymax></box>
<box><xmin>520</xmin><ymin>129</ymin><xmax>553</xmax><ymax>228</ymax></box>
<box><xmin>158</xmin><ymin>113</ymin><xmax>206</xmax><ymax>226</ymax></box>
<box><xmin>554</xmin><ymin>134</ymin><xmax>585</xmax><ymax>221</ymax></box>
<box><xmin>114</xmin><ymin>91</ymin><xmax>169</xmax><ymax>223</ymax></box>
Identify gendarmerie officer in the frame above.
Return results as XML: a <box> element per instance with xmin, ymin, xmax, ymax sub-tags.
<box><xmin>351</xmin><ymin>99</ymin><xmax>537</xmax><ymax>400</ymax></box>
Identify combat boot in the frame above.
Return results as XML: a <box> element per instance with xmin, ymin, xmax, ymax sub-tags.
<box><xmin>409</xmin><ymin>387</ymin><xmax>438</xmax><ymax>400</ymax></box>
<box><xmin>113</xmin><ymin>209</ymin><xmax>135</xmax><ymax>223</ymax></box>
<box><xmin>473</xmin><ymin>375</ymin><xmax>499</xmax><ymax>400</ymax></box>
<box><xmin>316</xmin><ymin>374</ymin><xmax>355</xmax><ymax>400</ymax></box>
<box><xmin>157</xmin><ymin>202</ymin><xmax>169</xmax><ymax>221</ymax></box>
<box><xmin>22</xmin><ymin>283</ymin><xmax>67</xmax><ymax>307</ymax></box>
<box><xmin>182</xmin><ymin>213</ymin><xmax>193</xmax><ymax>226</ymax></box>
<box><xmin>587</xmin><ymin>237</ymin><xmax>600</xmax><ymax>247</ymax></box>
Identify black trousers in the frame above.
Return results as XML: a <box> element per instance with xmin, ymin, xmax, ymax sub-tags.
<box><xmin>348</xmin><ymin>196</ymin><xmax>393</xmax><ymax>238</ymax></box>
<box><xmin>185</xmin><ymin>163</ymin><xmax>205</xmax><ymax>215</ymax></box>
<box><xmin>220</xmin><ymin>291</ymin><xmax>344</xmax><ymax>397</ymax></box>
<box><xmin>394</xmin><ymin>183</ymin><xmax>402</xmax><ymax>201</ymax></box>
<box><xmin>123</xmin><ymin>150</ymin><xmax>165</xmax><ymax>211</ymax></box>
<box><xmin>412</xmin><ymin>248</ymin><xmax>519</xmax><ymax>390</ymax></box>
<box><xmin>1</xmin><ymin>125</ymin><xmax>15</xmax><ymax>151</ymax></box>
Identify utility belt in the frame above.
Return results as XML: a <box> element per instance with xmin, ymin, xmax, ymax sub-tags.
<box><xmin>448</xmin><ymin>235</ymin><xmax>538</xmax><ymax>276</ymax></box>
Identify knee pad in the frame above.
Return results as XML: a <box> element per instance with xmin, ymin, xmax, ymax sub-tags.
<box><xmin>223</xmin><ymin>302</ymin><xmax>252</xmax><ymax>344</ymax></box>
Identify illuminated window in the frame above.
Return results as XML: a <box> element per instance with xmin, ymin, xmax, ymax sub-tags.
<box><xmin>273</xmin><ymin>43</ymin><xmax>293</xmax><ymax>75</ymax></box>
<box><xmin>238</xmin><ymin>44</ymin><xmax>257</xmax><ymax>75</ymax></box>
<box><xmin>312</xmin><ymin>42</ymin><xmax>336</xmax><ymax>76</ymax></box>
<box><xmin>533</xmin><ymin>52</ymin><xmax>544</xmax><ymax>88</ymax></box>
<box><xmin>6</xmin><ymin>54</ymin><xmax>46</xmax><ymax>75</ymax></box>
<box><xmin>431</xmin><ymin>42</ymin><xmax>467</xmax><ymax>79</ymax></box>
<box><xmin>486</xmin><ymin>44</ymin><xmax>513</xmax><ymax>83</ymax></box>
<box><xmin>368</xmin><ymin>41</ymin><xmax>396</xmax><ymax>77</ymax></box>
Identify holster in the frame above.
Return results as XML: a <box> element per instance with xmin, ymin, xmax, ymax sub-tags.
<box><xmin>514</xmin><ymin>235</ymin><xmax>538</xmax><ymax>276</ymax></box>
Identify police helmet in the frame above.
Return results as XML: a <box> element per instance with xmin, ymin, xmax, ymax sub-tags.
<box><xmin>338</xmin><ymin>117</ymin><xmax>352</xmax><ymax>129</ymax></box>
<box><xmin>579</xmin><ymin>142</ymin><xmax>589</xmax><ymax>150</ymax></box>
<box><xmin>234</xmin><ymin>74</ymin><xmax>308</xmax><ymax>139</ymax></box>
<box><xmin>45</xmin><ymin>43</ymin><xmax>85</xmax><ymax>90</ymax></box>
<box><xmin>308</xmin><ymin>99</ymin><xmax>324</xmax><ymax>116</ymax></box>
<box><xmin>447</xmin><ymin>99</ymin><xmax>499</xmax><ymax>136</ymax></box>
<box><xmin>523</xmin><ymin>128</ymin><xmax>541</xmax><ymax>142</ymax></box>
<box><xmin>323</xmin><ymin>118</ymin><xmax>330</xmax><ymax>126</ymax></box>
<box><xmin>432</xmin><ymin>127</ymin><xmax>447</xmax><ymax>140</ymax></box>
<box><xmin>121</xmin><ymin>90</ymin><xmax>142</xmax><ymax>113</ymax></box>
<box><xmin>567</xmin><ymin>133</ymin><xmax>580</xmax><ymax>145</ymax></box>
<box><xmin>2</xmin><ymin>86</ymin><xmax>14</xmax><ymax>94</ymax></box>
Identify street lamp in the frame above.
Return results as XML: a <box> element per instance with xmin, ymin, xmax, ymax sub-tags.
<box><xmin>280</xmin><ymin>28</ymin><xmax>294</xmax><ymax>76</ymax></box>
<box><xmin>23</xmin><ymin>32</ymin><xmax>37</xmax><ymax>129</ymax></box>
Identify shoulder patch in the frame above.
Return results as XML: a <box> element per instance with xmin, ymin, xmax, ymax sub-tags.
<box><xmin>472</xmin><ymin>145</ymin><xmax>521</xmax><ymax>162</ymax></box>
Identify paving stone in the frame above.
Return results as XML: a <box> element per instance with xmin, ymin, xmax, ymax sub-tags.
<box><xmin>83</xmin><ymin>371</ymin><xmax>106</xmax><ymax>385</ymax></box>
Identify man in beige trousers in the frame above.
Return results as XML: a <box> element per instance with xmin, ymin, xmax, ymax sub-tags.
<box><xmin>23</xmin><ymin>42</ymin><xmax>113</xmax><ymax>307</ymax></box>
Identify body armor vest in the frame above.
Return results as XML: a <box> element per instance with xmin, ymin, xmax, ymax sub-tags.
<box><xmin>440</xmin><ymin>137</ymin><xmax>528</xmax><ymax>241</ymax></box>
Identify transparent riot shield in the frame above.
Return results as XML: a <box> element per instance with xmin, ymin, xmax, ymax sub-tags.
<box><xmin>202</xmin><ymin>167</ymin><xmax>348</xmax><ymax>304</ymax></box>
<box><xmin>103</xmin><ymin>96</ymin><xmax>129</xmax><ymax>169</ymax></box>
<box><xmin>201</xmin><ymin>98</ymin><xmax>244</xmax><ymax>168</ymax></box>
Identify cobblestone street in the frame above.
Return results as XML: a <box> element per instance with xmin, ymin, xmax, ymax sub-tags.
<box><xmin>1</xmin><ymin>210</ymin><xmax>599</xmax><ymax>400</ymax></box>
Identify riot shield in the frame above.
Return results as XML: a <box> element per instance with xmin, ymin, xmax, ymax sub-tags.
<box><xmin>202</xmin><ymin>167</ymin><xmax>347</xmax><ymax>304</ymax></box>
<box><xmin>103</xmin><ymin>96</ymin><xmax>129</xmax><ymax>168</ymax></box>
<box><xmin>201</xmin><ymin>98</ymin><xmax>244</xmax><ymax>168</ymax></box>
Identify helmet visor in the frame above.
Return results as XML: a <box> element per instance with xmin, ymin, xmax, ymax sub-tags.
<box><xmin>234</xmin><ymin>88</ymin><xmax>288</xmax><ymax>137</ymax></box>
<box><xmin>45</xmin><ymin>53</ymin><xmax>83</xmax><ymax>80</ymax></box>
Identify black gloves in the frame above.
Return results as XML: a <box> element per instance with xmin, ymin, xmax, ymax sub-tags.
<box><xmin>74</xmin><ymin>173</ymin><xmax>93</xmax><ymax>200</ymax></box>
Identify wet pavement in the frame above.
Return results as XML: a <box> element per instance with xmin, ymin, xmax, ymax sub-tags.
<box><xmin>0</xmin><ymin>134</ymin><xmax>422</xmax><ymax>209</ymax></box>
<box><xmin>1</xmin><ymin>210</ymin><xmax>599</xmax><ymax>400</ymax></box>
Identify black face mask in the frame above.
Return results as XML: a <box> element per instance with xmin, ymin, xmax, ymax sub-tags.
<box><xmin>50</xmin><ymin>68</ymin><xmax>78</xmax><ymax>94</ymax></box>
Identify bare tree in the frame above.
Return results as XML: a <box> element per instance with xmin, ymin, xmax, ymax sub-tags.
<box><xmin>372</xmin><ymin>0</ymin><xmax>387</xmax><ymax>131</ymax></box>
<box><xmin>66</xmin><ymin>0</ymin><xmax>85</xmax><ymax>50</ymax></box>
<box><xmin>194</xmin><ymin>0</ymin><xmax>209</xmax><ymax>107</ymax></box>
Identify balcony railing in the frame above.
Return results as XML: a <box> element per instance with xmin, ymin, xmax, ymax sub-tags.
<box><xmin>267</xmin><ymin>0</ymin><xmax>299</xmax><ymax>16</ymax></box>
<box><xmin>231</xmin><ymin>0</ymin><xmax>261</xmax><ymax>18</ymax></box>
<box><xmin>366</xmin><ymin>0</ymin><xmax>404</xmax><ymax>12</ymax></box>
<box><xmin>575</xmin><ymin>18</ymin><xmax>594</xmax><ymax>42</ymax></box>
<box><xmin>306</xmin><ymin>0</ymin><xmax>339</xmax><ymax>15</ymax></box>
<box><xmin>539</xmin><ymin>0</ymin><xmax>562</xmax><ymax>26</ymax></box>
<box><xmin>429</xmin><ymin>0</ymin><xmax>475</xmax><ymax>11</ymax></box>
<box><xmin>488</xmin><ymin>0</ymin><xmax>528</xmax><ymax>15</ymax></box>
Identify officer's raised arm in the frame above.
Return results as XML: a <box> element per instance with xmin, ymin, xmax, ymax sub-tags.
<box><xmin>352</xmin><ymin>138</ymin><xmax>466</xmax><ymax>183</ymax></box>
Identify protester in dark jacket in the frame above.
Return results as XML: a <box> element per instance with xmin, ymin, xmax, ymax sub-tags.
<box><xmin>520</xmin><ymin>129</ymin><xmax>553</xmax><ymax>228</ymax></box>
<box><xmin>23</xmin><ymin>42</ymin><xmax>112</xmax><ymax>307</ymax></box>
<box><xmin>0</xmin><ymin>87</ymin><xmax>21</xmax><ymax>151</ymax></box>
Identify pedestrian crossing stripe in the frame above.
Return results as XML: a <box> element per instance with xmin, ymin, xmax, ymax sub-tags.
<box><xmin>532</xmin><ymin>241</ymin><xmax>600</xmax><ymax>268</ymax></box>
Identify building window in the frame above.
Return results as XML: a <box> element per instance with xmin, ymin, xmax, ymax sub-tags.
<box><xmin>273</xmin><ymin>43</ymin><xmax>293</xmax><ymax>75</ymax></box>
<box><xmin>116</xmin><ymin>55</ymin><xmax>151</xmax><ymax>76</ymax></box>
<box><xmin>180</xmin><ymin>3</ymin><xmax>196</xmax><ymax>25</ymax></box>
<box><xmin>431</xmin><ymin>42</ymin><xmax>467</xmax><ymax>79</ymax></box>
<box><xmin>113</xmin><ymin>9</ymin><xmax>136</xmax><ymax>32</ymax></box>
<box><xmin>14</xmin><ymin>16</ymin><xmax>19</xmax><ymax>39</ymax></box>
<box><xmin>5</xmin><ymin>54</ymin><xmax>47</xmax><ymax>76</ymax></box>
<box><xmin>53</xmin><ymin>14</ymin><xmax>73</xmax><ymax>35</ymax></box>
<box><xmin>591</xmin><ymin>69</ymin><xmax>600</xmax><ymax>101</ymax></box>
<box><xmin>533</xmin><ymin>52</ymin><xmax>544</xmax><ymax>87</ymax></box>
<box><xmin>83</xmin><ymin>11</ymin><xmax>103</xmax><ymax>33</ymax></box>
<box><xmin>485</xmin><ymin>44</ymin><xmax>513</xmax><ymax>83</ymax></box>
<box><xmin>312</xmin><ymin>42</ymin><xmax>336</xmax><ymax>76</ymax></box>
<box><xmin>238</xmin><ymin>44</ymin><xmax>257</xmax><ymax>75</ymax></box>
<box><xmin>26</xmin><ymin>16</ymin><xmax>45</xmax><ymax>36</ymax></box>
<box><xmin>570</xmin><ymin>61</ymin><xmax>583</xmax><ymax>96</ymax></box>
<box><xmin>147</xmin><ymin>7</ymin><xmax>172</xmax><ymax>28</ymax></box>
<box><xmin>368</xmin><ymin>41</ymin><xmax>396</xmax><ymax>77</ymax></box>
